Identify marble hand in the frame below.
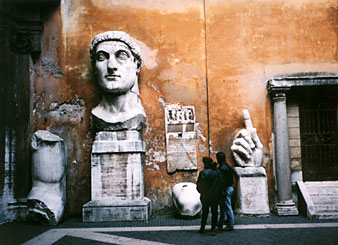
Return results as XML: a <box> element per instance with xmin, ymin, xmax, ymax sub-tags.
<box><xmin>231</xmin><ymin>110</ymin><xmax>263</xmax><ymax>167</ymax></box>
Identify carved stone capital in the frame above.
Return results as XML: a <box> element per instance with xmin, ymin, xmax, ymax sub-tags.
<box><xmin>267</xmin><ymin>84</ymin><xmax>290</xmax><ymax>101</ymax></box>
<box><xmin>272</xmin><ymin>92</ymin><xmax>287</xmax><ymax>102</ymax></box>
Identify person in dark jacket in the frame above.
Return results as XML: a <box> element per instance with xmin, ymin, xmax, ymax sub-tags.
<box><xmin>196</xmin><ymin>157</ymin><xmax>222</xmax><ymax>236</ymax></box>
<box><xmin>217</xmin><ymin>151</ymin><xmax>235</xmax><ymax>231</ymax></box>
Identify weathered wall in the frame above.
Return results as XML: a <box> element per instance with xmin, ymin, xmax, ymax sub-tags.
<box><xmin>33</xmin><ymin>0</ymin><xmax>208</xmax><ymax>215</ymax></box>
<box><xmin>205</xmin><ymin>0</ymin><xmax>337</xmax><ymax>201</ymax></box>
<box><xmin>31</xmin><ymin>0</ymin><xmax>337</xmax><ymax>216</ymax></box>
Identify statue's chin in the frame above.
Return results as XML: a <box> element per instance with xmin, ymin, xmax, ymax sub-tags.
<box><xmin>98</xmin><ymin>78</ymin><xmax>135</xmax><ymax>95</ymax></box>
<box><xmin>102</xmin><ymin>88</ymin><xmax>130</xmax><ymax>95</ymax></box>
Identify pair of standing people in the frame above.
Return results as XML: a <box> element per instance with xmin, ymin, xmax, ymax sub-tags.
<box><xmin>196</xmin><ymin>152</ymin><xmax>234</xmax><ymax>236</ymax></box>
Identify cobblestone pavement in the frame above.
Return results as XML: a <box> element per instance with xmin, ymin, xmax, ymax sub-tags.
<box><xmin>1</xmin><ymin>214</ymin><xmax>338</xmax><ymax>245</ymax></box>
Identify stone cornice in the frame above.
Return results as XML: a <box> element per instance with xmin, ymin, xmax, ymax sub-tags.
<box><xmin>267</xmin><ymin>74</ymin><xmax>338</xmax><ymax>93</ymax></box>
<box><xmin>267</xmin><ymin>73</ymin><xmax>338</xmax><ymax>99</ymax></box>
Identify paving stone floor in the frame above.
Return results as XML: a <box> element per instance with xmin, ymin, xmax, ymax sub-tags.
<box><xmin>1</xmin><ymin>213</ymin><xmax>338</xmax><ymax>245</ymax></box>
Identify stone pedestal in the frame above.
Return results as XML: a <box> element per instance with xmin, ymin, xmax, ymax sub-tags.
<box><xmin>83</xmin><ymin>199</ymin><xmax>151</xmax><ymax>222</ymax></box>
<box><xmin>82</xmin><ymin>131</ymin><xmax>151</xmax><ymax>222</ymax></box>
<box><xmin>234</xmin><ymin>167</ymin><xmax>270</xmax><ymax>216</ymax></box>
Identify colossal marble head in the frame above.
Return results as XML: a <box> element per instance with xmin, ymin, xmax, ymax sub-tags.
<box><xmin>90</xmin><ymin>31</ymin><xmax>142</xmax><ymax>95</ymax></box>
<box><xmin>90</xmin><ymin>31</ymin><xmax>146</xmax><ymax>131</ymax></box>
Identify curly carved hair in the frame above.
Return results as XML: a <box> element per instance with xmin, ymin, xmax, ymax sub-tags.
<box><xmin>89</xmin><ymin>31</ymin><xmax>142</xmax><ymax>70</ymax></box>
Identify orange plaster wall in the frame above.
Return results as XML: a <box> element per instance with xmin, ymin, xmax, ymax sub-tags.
<box><xmin>205</xmin><ymin>0</ymin><xmax>337</xmax><ymax>199</ymax></box>
<box><xmin>32</xmin><ymin>0</ymin><xmax>337</xmax><ymax>216</ymax></box>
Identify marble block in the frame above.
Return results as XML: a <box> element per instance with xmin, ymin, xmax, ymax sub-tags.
<box><xmin>235</xmin><ymin>167</ymin><xmax>270</xmax><ymax>216</ymax></box>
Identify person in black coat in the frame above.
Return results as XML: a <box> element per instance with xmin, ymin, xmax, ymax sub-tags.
<box><xmin>196</xmin><ymin>157</ymin><xmax>222</xmax><ymax>236</ymax></box>
<box><xmin>217</xmin><ymin>152</ymin><xmax>235</xmax><ymax>231</ymax></box>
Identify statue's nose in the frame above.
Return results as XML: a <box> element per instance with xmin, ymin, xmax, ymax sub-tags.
<box><xmin>107</xmin><ymin>57</ymin><xmax>117</xmax><ymax>70</ymax></box>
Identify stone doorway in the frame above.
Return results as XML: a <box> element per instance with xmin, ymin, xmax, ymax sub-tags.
<box><xmin>297</xmin><ymin>86</ymin><xmax>338</xmax><ymax>181</ymax></box>
<box><xmin>268</xmin><ymin>74</ymin><xmax>338</xmax><ymax>215</ymax></box>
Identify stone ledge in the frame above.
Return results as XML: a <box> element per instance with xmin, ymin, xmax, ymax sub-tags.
<box><xmin>95</xmin><ymin>131</ymin><xmax>142</xmax><ymax>141</ymax></box>
<box><xmin>92</xmin><ymin>131</ymin><xmax>145</xmax><ymax>153</ymax></box>
<box><xmin>92</xmin><ymin>140</ymin><xmax>145</xmax><ymax>153</ymax></box>
<box><xmin>236</xmin><ymin>209</ymin><xmax>270</xmax><ymax>216</ymax></box>
<box><xmin>234</xmin><ymin>167</ymin><xmax>267</xmax><ymax>177</ymax></box>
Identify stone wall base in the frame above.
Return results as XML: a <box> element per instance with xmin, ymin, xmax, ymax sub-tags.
<box><xmin>82</xmin><ymin>198</ymin><xmax>152</xmax><ymax>222</ymax></box>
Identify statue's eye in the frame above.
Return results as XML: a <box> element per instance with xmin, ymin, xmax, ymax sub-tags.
<box><xmin>116</xmin><ymin>51</ymin><xmax>129</xmax><ymax>60</ymax></box>
<box><xmin>96</xmin><ymin>52</ymin><xmax>108</xmax><ymax>61</ymax></box>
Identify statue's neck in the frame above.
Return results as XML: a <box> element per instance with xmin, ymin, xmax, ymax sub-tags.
<box><xmin>100</xmin><ymin>91</ymin><xmax>134</xmax><ymax>113</ymax></box>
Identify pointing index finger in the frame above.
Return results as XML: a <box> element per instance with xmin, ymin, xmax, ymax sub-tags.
<box><xmin>243</xmin><ymin>109</ymin><xmax>253</xmax><ymax>130</ymax></box>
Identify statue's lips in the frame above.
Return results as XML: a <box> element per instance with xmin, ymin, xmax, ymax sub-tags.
<box><xmin>105</xmin><ymin>75</ymin><xmax>120</xmax><ymax>80</ymax></box>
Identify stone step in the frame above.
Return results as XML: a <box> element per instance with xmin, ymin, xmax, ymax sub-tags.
<box><xmin>311</xmin><ymin>196</ymin><xmax>338</xmax><ymax>205</ymax></box>
<box><xmin>310</xmin><ymin>192</ymin><xmax>338</xmax><ymax>198</ymax></box>
<box><xmin>297</xmin><ymin>181</ymin><xmax>338</xmax><ymax>219</ymax></box>
<box><xmin>316</xmin><ymin>212</ymin><xmax>338</xmax><ymax>219</ymax></box>
<box><xmin>304</xmin><ymin>181</ymin><xmax>338</xmax><ymax>187</ymax></box>
<box><xmin>307</xmin><ymin>187</ymin><xmax>338</xmax><ymax>196</ymax></box>
<box><xmin>306</xmin><ymin>183</ymin><xmax>338</xmax><ymax>189</ymax></box>
<box><xmin>314</xmin><ymin>204</ymin><xmax>338</xmax><ymax>212</ymax></box>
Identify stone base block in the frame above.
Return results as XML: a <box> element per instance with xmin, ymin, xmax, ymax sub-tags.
<box><xmin>82</xmin><ymin>198</ymin><xmax>152</xmax><ymax>222</ymax></box>
<box><xmin>235</xmin><ymin>167</ymin><xmax>270</xmax><ymax>216</ymax></box>
<box><xmin>275</xmin><ymin>201</ymin><xmax>299</xmax><ymax>216</ymax></box>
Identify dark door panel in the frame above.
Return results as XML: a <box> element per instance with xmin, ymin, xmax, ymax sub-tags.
<box><xmin>299</xmin><ymin>86</ymin><xmax>338</xmax><ymax>181</ymax></box>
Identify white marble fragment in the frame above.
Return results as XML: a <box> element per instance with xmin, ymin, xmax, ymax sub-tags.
<box><xmin>172</xmin><ymin>182</ymin><xmax>201</xmax><ymax>216</ymax></box>
<box><xmin>27</xmin><ymin>130</ymin><xmax>67</xmax><ymax>225</ymax></box>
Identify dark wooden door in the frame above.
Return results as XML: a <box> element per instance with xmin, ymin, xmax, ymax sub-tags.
<box><xmin>299</xmin><ymin>86</ymin><xmax>338</xmax><ymax>181</ymax></box>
